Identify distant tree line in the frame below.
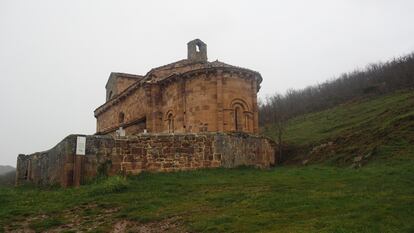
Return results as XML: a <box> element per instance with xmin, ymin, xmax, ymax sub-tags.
<box><xmin>260</xmin><ymin>52</ymin><xmax>414</xmax><ymax>126</ymax></box>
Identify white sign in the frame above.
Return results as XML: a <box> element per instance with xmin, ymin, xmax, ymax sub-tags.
<box><xmin>76</xmin><ymin>136</ymin><xmax>86</xmax><ymax>155</ymax></box>
<box><xmin>116</xmin><ymin>127</ymin><xmax>126</xmax><ymax>137</ymax></box>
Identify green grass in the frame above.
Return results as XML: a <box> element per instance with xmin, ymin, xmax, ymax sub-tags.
<box><xmin>264</xmin><ymin>90</ymin><xmax>414</xmax><ymax>164</ymax></box>
<box><xmin>29</xmin><ymin>217</ymin><xmax>64</xmax><ymax>233</ymax></box>
<box><xmin>1</xmin><ymin>90</ymin><xmax>413</xmax><ymax>232</ymax></box>
<box><xmin>1</xmin><ymin>163</ymin><xmax>414</xmax><ymax>232</ymax></box>
<box><xmin>284</xmin><ymin>90</ymin><xmax>414</xmax><ymax>145</ymax></box>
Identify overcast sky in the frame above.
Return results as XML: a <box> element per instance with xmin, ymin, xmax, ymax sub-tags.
<box><xmin>1</xmin><ymin>0</ymin><xmax>414</xmax><ymax>166</ymax></box>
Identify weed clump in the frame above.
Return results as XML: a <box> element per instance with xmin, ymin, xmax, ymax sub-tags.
<box><xmin>89</xmin><ymin>176</ymin><xmax>128</xmax><ymax>196</ymax></box>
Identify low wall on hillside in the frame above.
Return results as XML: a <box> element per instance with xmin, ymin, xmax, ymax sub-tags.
<box><xmin>16</xmin><ymin>133</ymin><xmax>276</xmax><ymax>187</ymax></box>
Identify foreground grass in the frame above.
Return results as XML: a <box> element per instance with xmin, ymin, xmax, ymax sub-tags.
<box><xmin>1</xmin><ymin>162</ymin><xmax>414</xmax><ymax>233</ymax></box>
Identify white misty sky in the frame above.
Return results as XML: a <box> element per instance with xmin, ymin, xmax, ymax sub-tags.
<box><xmin>1</xmin><ymin>0</ymin><xmax>414</xmax><ymax>166</ymax></box>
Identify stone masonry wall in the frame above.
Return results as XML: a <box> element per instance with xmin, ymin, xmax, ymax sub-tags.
<box><xmin>96</xmin><ymin>86</ymin><xmax>148</xmax><ymax>134</ymax></box>
<box><xmin>96</xmin><ymin>68</ymin><xmax>260</xmax><ymax>135</ymax></box>
<box><xmin>16</xmin><ymin>133</ymin><xmax>275</xmax><ymax>187</ymax></box>
<box><xmin>16</xmin><ymin>137</ymin><xmax>75</xmax><ymax>186</ymax></box>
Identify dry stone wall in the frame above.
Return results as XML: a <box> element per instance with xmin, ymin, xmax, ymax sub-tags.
<box><xmin>16</xmin><ymin>133</ymin><xmax>275</xmax><ymax>187</ymax></box>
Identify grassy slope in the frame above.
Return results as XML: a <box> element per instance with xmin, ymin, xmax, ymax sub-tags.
<box><xmin>1</xmin><ymin>90</ymin><xmax>413</xmax><ymax>233</ymax></box>
<box><xmin>266</xmin><ymin>90</ymin><xmax>414</xmax><ymax>165</ymax></box>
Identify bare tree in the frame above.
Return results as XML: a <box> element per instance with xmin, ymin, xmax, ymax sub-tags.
<box><xmin>264</xmin><ymin>94</ymin><xmax>288</xmax><ymax>163</ymax></box>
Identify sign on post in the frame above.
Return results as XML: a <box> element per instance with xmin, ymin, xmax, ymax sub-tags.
<box><xmin>116</xmin><ymin>127</ymin><xmax>125</xmax><ymax>137</ymax></box>
<box><xmin>76</xmin><ymin>136</ymin><xmax>86</xmax><ymax>155</ymax></box>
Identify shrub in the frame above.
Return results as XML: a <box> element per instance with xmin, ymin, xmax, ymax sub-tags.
<box><xmin>89</xmin><ymin>176</ymin><xmax>128</xmax><ymax>196</ymax></box>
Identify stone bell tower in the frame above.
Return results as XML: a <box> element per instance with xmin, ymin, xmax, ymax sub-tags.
<box><xmin>187</xmin><ymin>39</ymin><xmax>207</xmax><ymax>62</ymax></box>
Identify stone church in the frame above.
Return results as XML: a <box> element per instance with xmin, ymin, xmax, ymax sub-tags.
<box><xmin>95</xmin><ymin>39</ymin><xmax>261</xmax><ymax>136</ymax></box>
<box><xmin>16</xmin><ymin>39</ymin><xmax>275</xmax><ymax>187</ymax></box>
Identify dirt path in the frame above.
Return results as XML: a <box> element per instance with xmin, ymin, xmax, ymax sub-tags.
<box><xmin>4</xmin><ymin>204</ymin><xmax>187</xmax><ymax>233</ymax></box>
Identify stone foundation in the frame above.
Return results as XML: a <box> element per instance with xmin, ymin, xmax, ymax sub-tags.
<box><xmin>16</xmin><ymin>133</ymin><xmax>276</xmax><ymax>187</ymax></box>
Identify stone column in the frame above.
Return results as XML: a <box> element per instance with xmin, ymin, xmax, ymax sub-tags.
<box><xmin>216</xmin><ymin>71</ymin><xmax>224</xmax><ymax>132</ymax></box>
<box><xmin>252</xmin><ymin>79</ymin><xmax>259</xmax><ymax>134</ymax></box>
<box><xmin>179</xmin><ymin>79</ymin><xmax>187</xmax><ymax>132</ymax></box>
<box><xmin>145</xmin><ymin>83</ymin><xmax>162</xmax><ymax>133</ymax></box>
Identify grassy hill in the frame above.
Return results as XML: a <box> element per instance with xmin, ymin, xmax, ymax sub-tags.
<box><xmin>0</xmin><ymin>166</ymin><xmax>15</xmax><ymax>187</ymax></box>
<box><xmin>0</xmin><ymin>91</ymin><xmax>413</xmax><ymax>232</ymax></box>
<box><xmin>265</xmin><ymin>89</ymin><xmax>414</xmax><ymax>166</ymax></box>
<box><xmin>0</xmin><ymin>166</ymin><xmax>14</xmax><ymax>176</ymax></box>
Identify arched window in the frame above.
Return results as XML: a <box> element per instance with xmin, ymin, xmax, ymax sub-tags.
<box><xmin>234</xmin><ymin>105</ymin><xmax>243</xmax><ymax>131</ymax></box>
<box><xmin>118</xmin><ymin>112</ymin><xmax>125</xmax><ymax>124</ymax></box>
<box><xmin>167</xmin><ymin>113</ymin><xmax>174</xmax><ymax>133</ymax></box>
<box><xmin>108</xmin><ymin>91</ymin><xmax>113</xmax><ymax>100</ymax></box>
<box><xmin>231</xmin><ymin>99</ymin><xmax>250</xmax><ymax>132</ymax></box>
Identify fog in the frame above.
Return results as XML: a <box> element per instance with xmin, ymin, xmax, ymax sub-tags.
<box><xmin>1</xmin><ymin>0</ymin><xmax>413</xmax><ymax>166</ymax></box>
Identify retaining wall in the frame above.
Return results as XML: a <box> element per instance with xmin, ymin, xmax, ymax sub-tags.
<box><xmin>16</xmin><ymin>133</ymin><xmax>276</xmax><ymax>187</ymax></box>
